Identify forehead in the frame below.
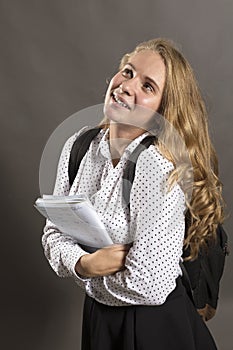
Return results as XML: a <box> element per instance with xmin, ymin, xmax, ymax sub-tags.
<box><xmin>127</xmin><ymin>50</ymin><xmax>166</xmax><ymax>87</ymax></box>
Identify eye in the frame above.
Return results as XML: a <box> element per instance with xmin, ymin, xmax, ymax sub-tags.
<box><xmin>143</xmin><ymin>82</ymin><xmax>154</xmax><ymax>92</ymax></box>
<box><xmin>122</xmin><ymin>67</ymin><xmax>133</xmax><ymax>78</ymax></box>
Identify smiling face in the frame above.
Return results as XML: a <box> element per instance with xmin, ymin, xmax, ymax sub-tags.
<box><xmin>104</xmin><ymin>50</ymin><xmax>166</xmax><ymax>131</ymax></box>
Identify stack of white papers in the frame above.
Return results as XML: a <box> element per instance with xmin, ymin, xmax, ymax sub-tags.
<box><xmin>35</xmin><ymin>194</ymin><xmax>113</xmax><ymax>248</ymax></box>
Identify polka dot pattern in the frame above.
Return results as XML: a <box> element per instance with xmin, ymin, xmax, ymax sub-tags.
<box><xmin>42</xmin><ymin>127</ymin><xmax>186</xmax><ymax>306</ymax></box>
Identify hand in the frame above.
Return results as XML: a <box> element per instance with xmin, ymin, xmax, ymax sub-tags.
<box><xmin>197</xmin><ymin>304</ymin><xmax>216</xmax><ymax>322</ymax></box>
<box><xmin>75</xmin><ymin>243</ymin><xmax>132</xmax><ymax>278</ymax></box>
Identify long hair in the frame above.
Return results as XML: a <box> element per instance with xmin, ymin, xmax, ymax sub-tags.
<box><xmin>99</xmin><ymin>38</ymin><xmax>225</xmax><ymax>260</ymax></box>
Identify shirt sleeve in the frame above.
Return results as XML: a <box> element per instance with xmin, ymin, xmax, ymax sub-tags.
<box><xmin>75</xmin><ymin>146</ymin><xmax>186</xmax><ymax>305</ymax></box>
<box><xmin>41</xmin><ymin>127</ymin><xmax>91</xmax><ymax>289</ymax></box>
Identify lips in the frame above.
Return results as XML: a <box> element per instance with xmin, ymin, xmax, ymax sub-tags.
<box><xmin>111</xmin><ymin>92</ymin><xmax>131</xmax><ymax>110</ymax></box>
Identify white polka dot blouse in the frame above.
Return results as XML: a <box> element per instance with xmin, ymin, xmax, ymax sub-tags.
<box><xmin>42</xmin><ymin>126</ymin><xmax>186</xmax><ymax>306</ymax></box>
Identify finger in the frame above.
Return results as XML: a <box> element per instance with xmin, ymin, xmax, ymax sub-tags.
<box><xmin>124</xmin><ymin>242</ymin><xmax>133</xmax><ymax>249</ymax></box>
<box><xmin>103</xmin><ymin>244</ymin><xmax>125</xmax><ymax>249</ymax></box>
<box><xmin>120</xmin><ymin>244</ymin><xmax>133</xmax><ymax>251</ymax></box>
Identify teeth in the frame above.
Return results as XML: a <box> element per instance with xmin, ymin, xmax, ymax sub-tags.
<box><xmin>113</xmin><ymin>93</ymin><xmax>130</xmax><ymax>110</ymax></box>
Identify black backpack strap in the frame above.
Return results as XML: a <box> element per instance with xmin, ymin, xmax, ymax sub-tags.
<box><xmin>122</xmin><ymin>135</ymin><xmax>157</xmax><ymax>209</ymax></box>
<box><xmin>199</xmin><ymin>224</ymin><xmax>228</xmax><ymax>309</ymax></box>
<box><xmin>182</xmin><ymin>223</ymin><xmax>229</xmax><ymax>309</ymax></box>
<box><xmin>68</xmin><ymin>127</ymin><xmax>102</xmax><ymax>186</ymax></box>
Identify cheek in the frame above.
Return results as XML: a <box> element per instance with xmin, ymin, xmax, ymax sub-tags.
<box><xmin>105</xmin><ymin>74</ymin><xmax>120</xmax><ymax>98</ymax></box>
<box><xmin>142</xmin><ymin>96</ymin><xmax>162</xmax><ymax>111</ymax></box>
<box><xmin>105</xmin><ymin>83</ymin><xmax>112</xmax><ymax>99</ymax></box>
<box><xmin>110</xmin><ymin>72</ymin><xmax>123</xmax><ymax>88</ymax></box>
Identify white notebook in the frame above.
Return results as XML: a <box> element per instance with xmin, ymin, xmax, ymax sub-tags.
<box><xmin>35</xmin><ymin>194</ymin><xmax>113</xmax><ymax>248</ymax></box>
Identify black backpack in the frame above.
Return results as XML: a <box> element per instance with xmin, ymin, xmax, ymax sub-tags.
<box><xmin>68</xmin><ymin>127</ymin><xmax>229</xmax><ymax>319</ymax></box>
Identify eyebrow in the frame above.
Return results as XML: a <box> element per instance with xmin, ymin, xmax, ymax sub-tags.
<box><xmin>126</xmin><ymin>62</ymin><xmax>161</xmax><ymax>92</ymax></box>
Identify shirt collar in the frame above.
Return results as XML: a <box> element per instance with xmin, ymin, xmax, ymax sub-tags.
<box><xmin>96</xmin><ymin>127</ymin><xmax>151</xmax><ymax>161</ymax></box>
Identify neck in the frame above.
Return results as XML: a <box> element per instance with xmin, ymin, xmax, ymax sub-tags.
<box><xmin>108</xmin><ymin>122</ymin><xmax>146</xmax><ymax>159</ymax></box>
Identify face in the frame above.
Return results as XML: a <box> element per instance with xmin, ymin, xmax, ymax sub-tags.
<box><xmin>104</xmin><ymin>50</ymin><xmax>166</xmax><ymax>130</ymax></box>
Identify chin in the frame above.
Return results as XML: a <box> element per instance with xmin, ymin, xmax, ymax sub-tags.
<box><xmin>104</xmin><ymin>104</ymin><xmax>129</xmax><ymax>124</ymax></box>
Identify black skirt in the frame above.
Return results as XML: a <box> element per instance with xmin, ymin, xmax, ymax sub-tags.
<box><xmin>81</xmin><ymin>278</ymin><xmax>217</xmax><ymax>350</ymax></box>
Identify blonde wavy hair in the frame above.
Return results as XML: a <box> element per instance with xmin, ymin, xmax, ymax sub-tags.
<box><xmin>99</xmin><ymin>38</ymin><xmax>225</xmax><ymax>260</ymax></box>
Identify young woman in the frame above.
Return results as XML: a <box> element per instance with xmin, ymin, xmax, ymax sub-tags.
<box><xmin>42</xmin><ymin>38</ymin><xmax>224</xmax><ymax>349</ymax></box>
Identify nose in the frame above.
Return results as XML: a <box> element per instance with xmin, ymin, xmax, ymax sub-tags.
<box><xmin>119</xmin><ymin>77</ymin><xmax>138</xmax><ymax>96</ymax></box>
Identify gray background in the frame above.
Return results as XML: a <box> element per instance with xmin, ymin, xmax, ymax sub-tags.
<box><xmin>1</xmin><ymin>0</ymin><xmax>232</xmax><ymax>349</ymax></box>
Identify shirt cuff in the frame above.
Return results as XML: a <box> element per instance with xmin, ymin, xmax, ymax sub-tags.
<box><xmin>69</xmin><ymin>246</ymin><xmax>92</xmax><ymax>282</ymax></box>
